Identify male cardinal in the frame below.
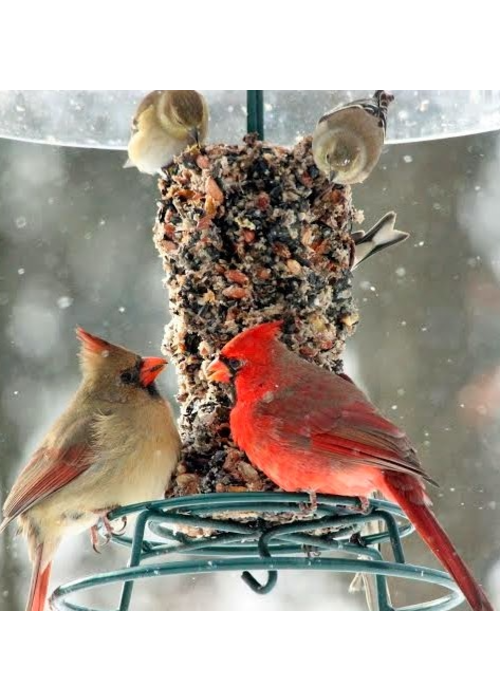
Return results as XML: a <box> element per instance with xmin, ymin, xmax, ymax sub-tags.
<box><xmin>0</xmin><ymin>328</ymin><xmax>181</xmax><ymax>611</ymax></box>
<box><xmin>207</xmin><ymin>321</ymin><xmax>493</xmax><ymax>611</ymax></box>
<box><xmin>125</xmin><ymin>89</ymin><xmax>209</xmax><ymax>175</ymax></box>
<box><xmin>313</xmin><ymin>90</ymin><xmax>393</xmax><ymax>185</ymax></box>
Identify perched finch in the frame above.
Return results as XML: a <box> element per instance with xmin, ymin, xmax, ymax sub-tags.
<box><xmin>0</xmin><ymin>328</ymin><xmax>181</xmax><ymax>611</ymax></box>
<box><xmin>125</xmin><ymin>89</ymin><xmax>209</xmax><ymax>175</ymax></box>
<box><xmin>313</xmin><ymin>90</ymin><xmax>393</xmax><ymax>185</ymax></box>
<box><xmin>351</xmin><ymin>211</ymin><xmax>409</xmax><ymax>269</ymax></box>
<box><xmin>208</xmin><ymin>322</ymin><xmax>493</xmax><ymax>611</ymax></box>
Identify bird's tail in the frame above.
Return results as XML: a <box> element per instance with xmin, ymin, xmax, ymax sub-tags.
<box><xmin>383</xmin><ymin>474</ymin><xmax>494</xmax><ymax>611</ymax></box>
<box><xmin>352</xmin><ymin>212</ymin><xmax>409</xmax><ymax>269</ymax></box>
<box><xmin>27</xmin><ymin>546</ymin><xmax>52</xmax><ymax>612</ymax></box>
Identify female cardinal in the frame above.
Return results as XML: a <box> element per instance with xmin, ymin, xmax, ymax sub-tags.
<box><xmin>0</xmin><ymin>328</ymin><xmax>181</xmax><ymax>611</ymax></box>
<box><xmin>207</xmin><ymin>321</ymin><xmax>493</xmax><ymax>611</ymax></box>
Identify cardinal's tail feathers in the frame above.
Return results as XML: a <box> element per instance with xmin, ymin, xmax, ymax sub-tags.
<box><xmin>26</xmin><ymin>546</ymin><xmax>52</xmax><ymax>612</ymax></box>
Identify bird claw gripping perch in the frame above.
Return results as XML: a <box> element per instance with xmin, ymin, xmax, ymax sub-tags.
<box><xmin>90</xmin><ymin>515</ymin><xmax>128</xmax><ymax>554</ymax></box>
<box><xmin>299</xmin><ymin>491</ymin><xmax>318</xmax><ymax>514</ymax></box>
<box><xmin>356</xmin><ymin>497</ymin><xmax>372</xmax><ymax>514</ymax></box>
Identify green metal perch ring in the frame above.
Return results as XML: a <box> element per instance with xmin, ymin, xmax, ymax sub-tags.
<box><xmin>49</xmin><ymin>493</ymin><xmax>464</xmax><ymax>611</ymax></box>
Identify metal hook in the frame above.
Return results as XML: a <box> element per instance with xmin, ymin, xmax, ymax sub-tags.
<box><xmin>241</xmin><ymin>536</ymin><xmax>278</xmax><ymax>595</ymax></box>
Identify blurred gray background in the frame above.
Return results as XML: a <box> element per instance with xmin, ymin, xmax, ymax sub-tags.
<box><xmin>1</xmin><ymin>94</ymin><xmax>499</xmax><ymax>610</ymax></box>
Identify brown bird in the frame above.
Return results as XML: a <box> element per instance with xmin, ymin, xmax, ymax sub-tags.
<box><xmin>313</xmin><ymin>90</ymin><xmax>393</xmax><ymax>185</ymax></box>
<box><xmin>125</xmin><ymin>89</ymin><xmax>209</xmax><ymax>175</ymax></box>
<box><xmin>0</xmin><ymin>328</ymin><xmax>181</xmax><ymax>611</ymax></box>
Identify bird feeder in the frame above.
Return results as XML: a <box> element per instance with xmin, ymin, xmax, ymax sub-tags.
<box><xmin>2</xmin><ymin>90</ymin><xmax>495</xmax><ymax>611</ymax></box>
<box><xmin>50</xmin><ymin>493</ymin><xmax>464</xmax><ymax>611</ymax></box>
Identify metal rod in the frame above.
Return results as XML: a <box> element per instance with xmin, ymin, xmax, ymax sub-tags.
<box><xmin>51</xmin><ymin>556</ymin><xmax>463</xmax><ymax>612</ymax></box>
<box><xmin>118</xmin><ymin>509</ymin><xmax>149</xmax><ymax>611</ymax></box>
<box><xmin>246</xmin><ymin>90</ymin><xmax>265</xmax><ymax>139</ymax></box>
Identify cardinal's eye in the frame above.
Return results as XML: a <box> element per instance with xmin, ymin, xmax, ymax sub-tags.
<box><xmin>120</xmin><ymin>370</ymin><xmax>135</xmax><ymax>385</ymax></box>
<box><xmin>227</xmin><ymin>358</ymin><xmax>243</xmax><ymax>372</ymax></box>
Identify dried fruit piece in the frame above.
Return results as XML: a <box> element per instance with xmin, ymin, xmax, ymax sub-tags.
<box><xmin>225</xmin><ymin>269</ymin><xmax>249</xmax><ymax>285</ymax></box>
<box><xmin>223</xmin><ymin>285</ymin><xmax>249</xmax><ymax>300</ymax></box>
<box><xmin>206</xmin><ymin>177</ymin><xmax>224</xmax><ymax>204</ymax></box>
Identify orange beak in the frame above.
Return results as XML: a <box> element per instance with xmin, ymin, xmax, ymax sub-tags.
<box><xmin>206</xmin><ymin>358</ymin><xmax>231</xmax><ymax>383</ymax></box>
<box><xmin>140</xmin><ymin>357</ymin><xmax>167</xmax><ymax>386</ymax></box>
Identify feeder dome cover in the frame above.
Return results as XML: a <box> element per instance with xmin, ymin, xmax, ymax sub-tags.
<box><xmin>1</xmin><ymin>90</ymin><xmax>499</xmax><ymax>149</ymax></box>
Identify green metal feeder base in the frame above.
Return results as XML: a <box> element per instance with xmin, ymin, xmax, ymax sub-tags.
<box><xmin>49</xmin><ymin>493</ymin><xmax>463</xmax><ymax>611</ymax></box>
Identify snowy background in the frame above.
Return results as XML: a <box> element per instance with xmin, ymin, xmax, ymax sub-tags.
<box><xmin>1</xmin><ymin>91</ymin><xmax>499</xmax><ymax>610</ymax></box>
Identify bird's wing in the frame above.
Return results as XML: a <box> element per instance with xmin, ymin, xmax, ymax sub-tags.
<box><xmin>255</xmin><ymin>371</ymin><xmax>434</xmax><ymax>484</ymax></box>
<box><xmin>310</xmin><ymin>399</ymin><xmax>433</xmax><ymax>483</ymax></box>
<box><xmin>318</xmin><ymin>102</ymin><xmax>367</xmax><ymax>124</ymax></box>
<box><xmin>0</xmin><ymin>417</ymin><xmax>95</xmax><ymax>529</ymax></box>
<box><xmin>132</xmin><ymin>90</ymin><xmax>161</xmax><ymax>129</ymax></box>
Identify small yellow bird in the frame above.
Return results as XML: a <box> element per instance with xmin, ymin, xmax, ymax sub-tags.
<box><xmin>312</xmin><ymin>90</ymin><xmax>394</xmax><ymax>185</ymax></box>
<box><xmin>125</xmin><ymin>90</ymin><xmax>209</xmax><ymax>175</ymax></box>
<box><xmin>0</xmin><ymin>328</ymin><xmax>181</xmax><ymax>610</ymax></box>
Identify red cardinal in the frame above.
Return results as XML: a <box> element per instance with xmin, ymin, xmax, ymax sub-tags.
<box><xmin>0</xmin><ymin>328</ymin><xmax>180</xmax><ymax>611</ymax></box>
<box><xmin>207</xmin><ymin>321</ymin><xmax>493</xmax><ymax>611</ymax></box>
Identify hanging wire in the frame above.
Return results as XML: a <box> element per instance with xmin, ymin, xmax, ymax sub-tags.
<box><xmin>247</xmin><ymin>90</ymin><xmax>265</xmax><ymax>138</ymax></box>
